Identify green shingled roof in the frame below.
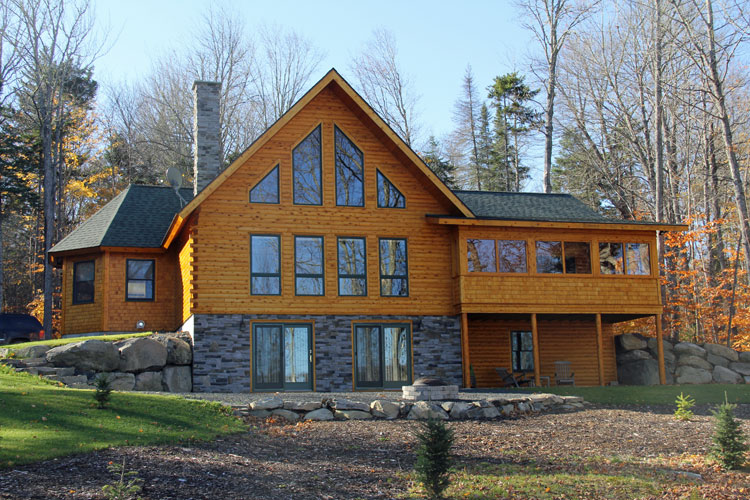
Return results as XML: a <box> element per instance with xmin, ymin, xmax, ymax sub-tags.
<box><xmin>452</xmin><ymin>190</ymin><xmax>616</xmax><ymax>223</ymax></box>
<box><xmin>50</xmin><ymin>185</ymin><xmax>193</xmax><ymax>254</ymax></box>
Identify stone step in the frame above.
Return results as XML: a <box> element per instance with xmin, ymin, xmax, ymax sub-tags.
<box><xmin>58</xmin><ymin>375</ymin><xmax>89</xmax><ymax>386</ymax></box>
<box><xmin>22</xmin><ymin>358</ymin><xmax>50</xmax><ymax>367</ymax></box>
<box><xmin>36</xmin><ymin>366</ymin><xmax>75</xmax><ymax>377</ymax></box>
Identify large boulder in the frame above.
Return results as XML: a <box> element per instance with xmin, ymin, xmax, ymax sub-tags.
<box><xmin>739</xmin><ymin>352</ymin><xmax>750</xmax><ymax>363</ymax></box>
<box><xmin>703</xmin><ymin>343</ymin><xmax>739</xmax><ymax>362</ymax></box>
<box><xmin>617</xmin><ymin>333</ymin><xmax>647</xmax><ymax>351</ymax></box>
<box><xmin>677</xmin><ymin>355</ymin><xmax>713</xmax><ymax>371</ymax></box>
<box><xmin>707</xmin><ymin>353</ymin><xmax>730</xmax><ymax>368</ymax></box>
<box><xmin>283</xmin><ymin>401</ymin><xmax>321</xmax><ymax>412</ymax></box>
<box><xmin>15</xmin><ymin>345</ymin><xmax>50</xmax><ymax>359</ymax></box>
<box><xmin>674</xmin><ymin>342</ymin><xmax>706</xmax><ymax>358</ymax></box>
<box><xmin>46</xmin><ymin>340</ymin><xmax>120</xmax><ymax>372</ymax></box>
<box><xmin>617</xmin><ymin>350</ymin><xmax>652</xmax><ymax>364</ymax></box>
<box><xmin>663</xmin><ymin>350</ymin><xmax>676</xmax><ymax>363</ymax></box>
<box><xmin>334</xmin><ymin>410</ymin><xmax>372</xmax><ymax>420</ymax></box>
<box><xmin>250</xmin><ymin>396</ymin><xmax>283</xmax><ymax>411</ymax></box>
<box><xmin>448</xmin><ymin>402</ymin><xmax>474</xmax><ymax>419</ymax></box>
<box><xmin>713</xmin><ymin>366</ymin><xmax>743</xmax><ymax>384</ymax></box>
<box><xmin>466</xmin><ymin>405</ymin><xmax>501</xmax><ymax>420</ymax></box>
<box><xmin>617</xmin><ymin>359</ymin><xmax>660</xmax><ymax>385</ymax></box>
<box><xmin>728</xmin><ymin>362</ymin><xmax>750</xmax><ymax>376</ymax></box>
<box><xmin>153</xmin><ymin>336</ymin><xmax>192</xmax><ymax>365</ymax></box>
<box><xmin>331</xmin><ymin>399</ymin><xmax>370</xmax><ymax>412</ymax></box>
<box><xmin>134</xmin><ymin>371</ymin><xmax>163</xmax><ymax>391</ymax></box>
<box><xmin>647</xmin><ymin>337</ymin><xmax>674</xmax><ymax>352</ymax></box>
<box><xmin>96</xmin><ymin>372</ymin><xmax>135</xmax><ymax>391</ymax></box>
<box><xmin>370</xmin><ymin>400</ymin><xmax>399</xmax><ymax>419</ymax></box>
<box><xmin>303</xmin><ymin>408</ymin><xmax>334</xmax><ymax>421</ymax></box>
<box><xmin>407</xmin><ymin>401</ymin><xmax>449</xmax><ymax>420</ymax></box>
<box><xmin>675</xmin><ymin>365</ymin><xmax>712</xmax><ymax>384</ymax></box>
<box><xmin>271</xmin><ymin>409</ymin><xmax>300</xmax><ymax>422</ymax></box>
<box><xmin>162</xmin><ymin>365</ymin><xmax>191</xmax><ymax>392</ymax></box>
<box><xmin>118</xmin><ymin>338</ymin><xmax>167</xmax><ymax>373</ymax></box>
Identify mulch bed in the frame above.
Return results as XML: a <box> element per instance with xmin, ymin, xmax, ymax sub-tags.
<box><xmin>1</xmin><ymin>404</ymin><xmax>749</xmax><ymax>499</ymax></box>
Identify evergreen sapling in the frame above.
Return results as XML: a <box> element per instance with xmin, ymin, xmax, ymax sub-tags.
<box><xmin>710</xmin><ymin>396</ymin><xmax>748</xmax><ymax>470</ymax></box>
<box><xmin>413</xmin><ymin>418</ymin><xmax>454</xmax><ymax>498</ymax></box>
<box><xmin>94</xmin><ymin>374</ymin><xmax>112</xmax><ymax>409</ymax></box>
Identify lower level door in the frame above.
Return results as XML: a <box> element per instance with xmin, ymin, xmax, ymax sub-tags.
<box><xmin>253</xmin><ymin>324</ymin><xmax>313</xmax><ymax>391</ymax></box>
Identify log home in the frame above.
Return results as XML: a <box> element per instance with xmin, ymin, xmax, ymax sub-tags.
<box><xmin>49</xmin><ymin>69</ymin><xmax>684</xmax><ymax>392</ymax></box>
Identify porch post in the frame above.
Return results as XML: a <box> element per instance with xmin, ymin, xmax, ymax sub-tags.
<box><xmin>460</xmin><ymin>312</ymin><xmax>470</xmax><ymax>388</ymax></box>
<box><xmin>531</xmin><ymin>313</ymin><xmax>540</xmax><ymax>386</ymax></box>
<box><xmin>656</xmin><ymin>314</ymin><xmax>666</xmax><ymax>384</ymax></box>
<box><xmin>595</xmin><ymin>313</ymin><xmax>604</xmax><ymax>386</ymax></box>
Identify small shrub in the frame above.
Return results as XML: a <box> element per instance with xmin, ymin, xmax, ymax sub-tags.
<box><xmin>710</xmin><ymin>396</ymin><xmax>748</xmax><ymax>470</ymax></box>
<box><xmin>674</xmin><ymin>392</ymin><xmax>695</xmax><ymax>421</ymax></box>
<box><xmin>102</xmin><ymin>458</ymin><xmax>142</xmax><ymax>500</ymax></box>
<box><xmin>414</xmin><ymin>418</ymin><xmax>454</xmax><ymax>499</ymax></box>
<box><xmin>93</xmin><ymin>374</ymin><xmax>112</xmax><ymax>409</ymax></box>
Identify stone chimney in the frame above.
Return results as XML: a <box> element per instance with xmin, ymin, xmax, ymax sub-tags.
<box><xmin>192</xmin><ymin>80</ymin><xmax>222</xmax><ymax>195</ymax></box>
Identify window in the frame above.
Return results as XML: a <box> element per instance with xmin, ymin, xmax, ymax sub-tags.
<box><xmin>536</xmin><ymin>241</ymin><xmax>563</xmax><ymax>274</ymax></box>
<box><xmin>293</xmin><ymin>126</ymin><xmax>322</xmax><ymax>205</ymax></box>
<box><xmin>599</xmin><ymin>242</ymin><xmax>624</xmax><ymax>274</ymax></box>
<box><xmin>126</xmin><ymin>259</ymin><xmax>154</xmax><ymax>301</ymax></box>
<box><xmin>536</xmin><ymin>241</ymin><xmax>591</xmax><ymax>274</ymax></box>
<box><xmin>467</xmin><ymin>239</ymin><xmax>496</xmax><ymax>272</ymax></box>
<box><xmin>295</xmin><ymin>236</ymin><xmax>324</xmax><ymax>295</ymax></box>
<box><xmin>335</xmin><ymin>126</ymin><xmax>364</xmax><ymax>206</ymax></box>
<box><xmin>253</xmin><ymin>323</ymin><xmax>312</xmax><ymax>391</ymax></box>
<box><xmin>377</xmin><ymin>170</ymin><xmax>405</xmax><ymax>208</ymax></box>
<box><xmin>626</xmin><ymin>243</ymin><xmax>651</xmax><ymax>275</ymax></box>
<box><xmin>379</xmin><ymin>238</ymin><xmax>408</xmax><ymax>296</ymax></box>
<box><xmin>564</xmin><ymin>242</ymin><xmax>591</xmax><ymax>274</ymax></box>
<box><xmin>354</xmin><ymin>323</ymin><xmax>411</xmax><ymax>388</ymax></box>
<box><xmin>497</xmin><ymin>240</ymin><xmax>527</xmax><ymax>273</ymax></box>
<box><xmin>251</xmin><ymin>235</ymin><xmax>281</xmax><ymax>295</ymax></box>
<box><xmin>511</xmin><ymin>331</ymin><xmax>534</xmax><ymax>372</ymax></box>
<box><xmin>338</xmin><ymin>237</ymin><xmax>367</xmax><ymax>296</ymax></box>
<box><xmin>249</xmin><ymin>165</ymin><xmax>279</xmax><ymax>203</ymax></box>
<box><xmin>73</xmin><ymin>260</ymin><xmax>95</xmax><ymax>304</ymax></box>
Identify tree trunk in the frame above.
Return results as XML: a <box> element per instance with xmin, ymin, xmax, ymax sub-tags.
<box><xmin>543</xmin><ymin>52</ymin><xmax>557</xmax><ymax>194</ymax></box>
<box><xmin>42</xmin><ymin>107</ymin><xmax>55</xmax><ymax>339</ymax></box>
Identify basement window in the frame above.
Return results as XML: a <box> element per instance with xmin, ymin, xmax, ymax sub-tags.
<box><xmin>126</xmin><ymin>259</ymin><xmax>155</xmax><ymax>301</ymax></box>
<box><xmin>73</xmin><ymin>260</ymin><xmax>95</xmax><ymax>304</ymax></box>
<box><xmin>511</xmin><ymin>331</ymin><xmax>534</xmax><ymax>373</ymax></box>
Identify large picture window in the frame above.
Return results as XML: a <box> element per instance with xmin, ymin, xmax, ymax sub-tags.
<box><xmin>338</xmin><ymin>237</ymin><xmax>367</xmax><ymax>296</ymax></box>
<box><xmin>251</xmin><ymin>235</ymin><xmax>281</xmax><ymax>295</ymax></box>
<box><xmin>379</xmin><ymin>238</ymin><xmax>408</xmax><ymax>296</ymax></box>
<box><xmin>511</xmin><ymin>331</ymin><xmax>534</xmax><ymax>373</ymax></box>
<box><xmin>295</xmin><ymin>236</ymin><xmax>324</xmax><ymax>295</ymax></box>
<box><xmin>293</xmin><ymin>126</ymin><xmax>322</xmax><ymax>205</ymax></box>
<box><xmin>73</xmin><ymin>260</ymin><xmax>95</xmax><ymax>304</ymax></box>
<box><xmin>354</xmin><ymin>323</ymin><xmax>411</xmax><ymax>389</ymax></box>
<box><xmin>335</xmin><ymin>126</ymin><xmax>364</xmax><ymax>206</ymax></box>
<box><xmin>599</xmin><ymin>242</ymin><xmax>650</xmax><ymax>276</ymax></box>
<box><xmin>536</xmin><ymin>241</ymin><xmax>591</xmax><ymax>274</ymax></box>
<box><xmin>126</xmin><ymin>259</ymin><xmax>155</xmax><ymax>301</ymax></box>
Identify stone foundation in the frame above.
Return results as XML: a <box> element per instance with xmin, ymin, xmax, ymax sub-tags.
<box><xmin>189</xmin><ymin>314</ymin><xmax>462</xmax><ymax>393</ymax></box>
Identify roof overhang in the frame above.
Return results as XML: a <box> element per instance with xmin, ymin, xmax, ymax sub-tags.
<box><xmin>49</xmin><ymin>246</ymin><xmax>167</xmax><ymax>267</ymax></box>
<box><xmin>426</xmin><ymin>215</ymin><xmax>688</xmax><ymax>232</ymax></box>
<box><xmin>161</xmin><ymin>69</ymin><xmax>474</xmax><ymax>248</ymax></box>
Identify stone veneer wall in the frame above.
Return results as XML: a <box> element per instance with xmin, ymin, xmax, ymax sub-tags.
<box><xmin>189</xmin><ymin>314</ymin><xmax>462</xmax><ymax>393</ymax></box>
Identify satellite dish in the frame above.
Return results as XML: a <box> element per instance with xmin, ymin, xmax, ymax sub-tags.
<box><xmin>166</xmin><ymin>166</ymin><xmax>183</xmax><ymax>188</ymax></box>
<box><xmin>165</xmin><ymin>167</ymin><xmax>188</xmax><ymax>207</ymax></box>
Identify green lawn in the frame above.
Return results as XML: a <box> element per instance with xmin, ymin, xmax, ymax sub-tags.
<box><xmin>0</xmin><ymin>365</ymin><xmax>246</xmax><ymax>467</ymax></box>
<box><xmin>505</xmin><ymin>384</ymin><xmax>750</xmax><ymax>405</ymax></box>
<box><xmin>3</xmin><ymin>332</ymin><xmax>151</xmax><ymax>356</ymax></box>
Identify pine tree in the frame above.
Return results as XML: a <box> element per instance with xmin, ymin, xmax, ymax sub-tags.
<box><xmin>421</xmin><ymin>136</ymin><xmax>457</xmax><ymax>189</ymax></box>
<box><xmin>710</xmin><ymin>398</ymin><xmax>748</xmax><ymax>470</ymax></box>
<box><xmin>413</xmin><ymin>418</ymin><xmax>454</xmax><ymax>499</ymax></box>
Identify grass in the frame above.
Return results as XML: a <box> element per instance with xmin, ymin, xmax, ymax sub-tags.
<box><xmin>0</xmin><ymin>364</ymin><xmax>246</xmax><ymax>468</ymax></box>
<box><xmin>3</xmin><ymin>332</ymin><xmax>151</xmax><ymax>355</ymax></box>
<box><xmin>502</xmin><ymin>384</ymin><xmax>750</xmax><ymax>405</ymax></box>
<box><xmin>406</xmin><ymin>461</ymin><xmax>700</xmax><ymax>499</ymax></box>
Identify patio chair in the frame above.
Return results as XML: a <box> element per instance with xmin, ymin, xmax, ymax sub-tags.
<box><xmin>495</xmin><ymin>367</ymin><xmax>534</xmax><ymax>388</ymax></box>
<box><xmin>554</xmin><ymin>361</ymin><xmax>575</xmax><ymax>386</ymax></box>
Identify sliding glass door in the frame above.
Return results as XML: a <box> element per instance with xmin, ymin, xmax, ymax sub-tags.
<box><xmin>354</xmin><ymin>324</ymin><xmax>411</xmax><ymax>389</ymax></box>
<box><xmin>253</xmin><ymin>324</ymin><xmax>313</xmax><ymax>391</ymax></box>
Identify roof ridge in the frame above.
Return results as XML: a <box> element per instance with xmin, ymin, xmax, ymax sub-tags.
<box><xmin>452</xmin><ymin>189</ymin><xmax>575</xmax><ymax>197</ymax></box>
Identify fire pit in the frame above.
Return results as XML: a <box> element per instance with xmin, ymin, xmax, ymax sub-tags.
<box><xmin>402</xmin><ymin>377</ymin><xmax>459</xmax><ymax>401</ymax></box>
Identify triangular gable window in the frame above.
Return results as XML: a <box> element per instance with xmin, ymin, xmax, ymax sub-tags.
<box><xmin>250</xmin><ymin>165</ymin><xmax>279</xmax><ymax>204</ymax></box>
<box><xmin>377</xmin><ymin>170</ymin><xmax>405</xmax><ymax>208</ymax></box>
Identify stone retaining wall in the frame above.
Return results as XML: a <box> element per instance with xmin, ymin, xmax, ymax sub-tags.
<box><xmin>235</xmin><ymin>393</ymin><xmax>585</xmax><ymax>422</ymax></box>
<box><xmin>0</xmin><ymin>333</ymin><xmax>193</xmax><ymax>392</ymax></box>
<box><xmin>615</xmin><ymin>333</ymin><xmax>750</xmax><ymax>385</ymax></box>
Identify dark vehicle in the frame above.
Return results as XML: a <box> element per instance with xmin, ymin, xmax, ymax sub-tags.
<box><xmin>0</xmin><ymin>314</ymin><xmax>44</xmax><ymax>345</ymax></box>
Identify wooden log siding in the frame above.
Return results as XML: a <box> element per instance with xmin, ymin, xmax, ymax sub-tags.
<box><xmin>456</xmin><ymin>226</ymin><xmax>661</xmax><ymax>315</ymax></box>
<box><xmin>188</xmin><ymin>87</ymin><xmax>459</xmax><ymax>316</ymax></box>
<box><xmin>178</xmin><ymin>229</ymin><xmax>194</xmax><ymax>323</ymax></box>
<box><xmin>63</xmin><ymin>253</ymin><xmax>105</xmax><ymax>334</ymax></box>
<box><xmin>467</xmin><ymin>315</ymin><xmax>618</xmax><ymax>388</ymax></box>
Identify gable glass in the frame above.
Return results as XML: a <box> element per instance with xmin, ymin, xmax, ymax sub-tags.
<box><xmin>335</xmin><ymin>127</ymin><xmax>364</xmax><ymax>206</ymax></box>
<box><xmin>377</xmin><ymin>171</ymin><xmax>405</xmax><ymax>208</ymax></box>
<box><xmin>293</xmin><ymin>126</ymin><xmax>322</xmax><ymax>205</ymax></box>
<box><xmin>250</xmin><ymin>165</ymin><xmax>279</xmax><ymax>204</ymax></box>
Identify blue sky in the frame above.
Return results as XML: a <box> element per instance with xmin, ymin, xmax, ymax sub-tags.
<box><xmin>94</xmin><ymin>0</ymin><xmax>541</xmax><ymax>185</ymax></box>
